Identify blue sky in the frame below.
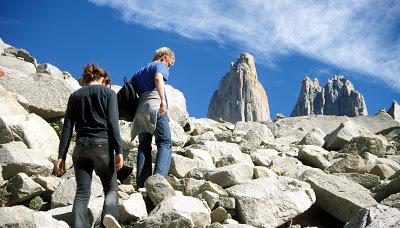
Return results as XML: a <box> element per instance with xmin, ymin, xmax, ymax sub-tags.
<box><xmin>1</xmin><ymin>1</ymin><xmax>399</xmax><ymax>119</ymax></box>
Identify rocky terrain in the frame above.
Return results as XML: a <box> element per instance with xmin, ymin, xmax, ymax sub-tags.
<box><xmin>291</xmin><ymin>76</ymin><xmax>368</xmax><ymax>117</ymax></box>
<box><xmin>1</xmin><ymin>38</ymin><xmax>400</xmax><ymax>228</ymax></box>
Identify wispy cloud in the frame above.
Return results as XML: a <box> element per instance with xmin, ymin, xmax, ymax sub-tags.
<box><xmin>89</xmin><ymin>0</ymin><xmax>400</xmax><ymax>90</ymax></box>
<box><xmin>0</xmin><ymin>17</ymin><xmax>21</xmax><ymax>25</ymax></box>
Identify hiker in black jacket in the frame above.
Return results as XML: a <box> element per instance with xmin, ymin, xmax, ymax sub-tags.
<box><xmin>56</xmin><ymin>63</ymin><xmax>123</xmax><ymax>228</ymax></box>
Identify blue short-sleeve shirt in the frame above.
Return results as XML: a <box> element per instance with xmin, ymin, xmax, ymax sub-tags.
<box><xmin>131</xmin><ymin>61</ymin><xmax>169</xmax><ymax>95</ymax></box>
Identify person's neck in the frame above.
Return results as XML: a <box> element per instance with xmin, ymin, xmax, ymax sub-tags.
<box><xmin>88</xmin><ymin>81</ymin><xmax>102</xmax><ymax>85</ymax></box>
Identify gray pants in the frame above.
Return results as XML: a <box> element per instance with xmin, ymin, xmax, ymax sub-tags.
<box><xmin>72</xmin><ymin>137</ymin><xmax>119</xmax><ymax>228</ymax></box>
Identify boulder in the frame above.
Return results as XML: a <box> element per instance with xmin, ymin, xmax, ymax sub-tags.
<box><xmin>369</xmin><ymin>164</ymin><xmax>396</xmax><ymax>180</ymax></box>
<box><xmin>381</xmin><ymin>193</ymin><xmax>400</xmax><ymax>209</ymax></box>
<box><xmin>7</xmin><ymin>173</ymin><xmax>45</xmax><ymax>205</ymax></box>
<box><xmin>341</xmin><ymin>135</ymin><xmax>389</xmax><ymax>156</ymax></box>
<box><xmin>0</xmin><ymin>113</ymin><xmax>59</xmax><ymax>158</ymax></box>
<box><xmin>165</xmin><ymin>84</ymin><xmax>189</xmax><ymax>127</ymax></box>
<box><xmin>136</xmin><ymin>195</ymin><xmax>211</xmax><ymax>228</ymax></box>
<box><xmin>205</xmin><ymin>163</ymin><xmax>254</xmax><ymax>188</ymax></box>
<box><xmin>326</xmin><ymin>154</ymin><xmax>367</xmax><ymax>174</ymax></box>
<box><xmin>208</xmin><ymin>53</ymin><xmax>271</xmax><ymax>122</ymax></box>
<box><xmin>344</xmin><ymin>204</ymin><xmax>400</xmax><ymax>228</ymax></box>
<box><xmin>46</xmin><ymin>197</ymin><xmax>104</xmax><ymax>227</ymax></box>
<box><xmin>0</xmin><ymin>84</ymin><xmax>28</xmax><ymax>116</ymax></box>
<box><xmin>144</xmin><ymin>174</ymin><xmax>176</xmax><ymax>206</ymax></box>
<box><xmin>0</xmin><ymin>69</ymin><xmax>78</xmax><ymax>119</ymax></box>
<box><xmin>298</xmin><ymin>145</ymin><xmax>331</xmax><ymax>169</ymax></box>
<box><xmin>185</xmin><ymin>148</ymin><xmax>215</xmax><ymax>169</ymax></box>
<box><xmin>226</xmin><ymin>177</ymin><xmax>316</xmax><ymax>228</ymax></box>
<box><xmin>250</xmin><ymin>149</ymin><xmax>279</xmax><ymax>167</ymax></box>
<box><xmin>298</xmin><ymin>127</ymin><xmax>326</xmax><ymax>147</ymax></box>
<box><xmin>119</xmin><ymin>192</ymin><xmax>148</xmax><ymax>223</ymax></box>
<box><xmin>0</xmin><ymin>205</ymin><xmax>69</xmax><ymax>228</ymax></box>
<box><xmin>301</xmin><ymin>168</ymin><xmax>377</xmax><ymax>223</ymax></box>
<box><xmin>170</xmin><ymin>119</ymin><xmax>190</xmax><ymax>147</ymax></box>
<box><xmin>372</xmin><ymin>176</ymin><xmax>400</xmax><ymax>201</ymax></box>
<box><xmin>51</xmin><ymin>176</ymin><xmax>103</xmax><ymax>208</ymax></box>
<box><xmin>0</xmin><ymin>55</ymin><xmax>36</xmax><ymax>75</ymax></box>
<box><xmin>334</xmin><ymin>173</ymin><xmax>380</xmax><ymax>189</ymax></box>
<box><xmin>0</xmin><ymin>141</ymin><xmax>54</xmax><ymax>179</ymax></box>
<box><xmin>194</xmin><ymin>141</ymin><xmax>253</xmax><ymax>166</ymax></box>
<box><xmin>170</xmin><ymin>154</ymin><xmax>213</xmax><ymax>178</ymax></box>
<box><xmin>4</xmin><ymin>46</ymin><xmax>36</xmax><ymax>65</ymax></box>
<box><xmin>324</xmin><ymin>120</ymin><xmax>374</xmax><ymax>151</ymax></box>
<box><xmin>233</xmin><ymin>121</ymin><xmax>274</xmax><ymax>143</ymax></box>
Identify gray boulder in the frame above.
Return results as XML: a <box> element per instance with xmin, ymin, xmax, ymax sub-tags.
<box><xmin>170</xmin><ymin>154</ymin><xmax>213</xmax><ymax>178</ymax></box>
<box><xmin>137</xmin><ymin>195</ymin><xmax>211</xmax><ymax>228</ymax></box>
<box><xmin>208</xmin><ymin>53</ymin><xmax>271</xmax><ymax>122</ymax></box>
<box><xmin>298</xmin><ymin>127</ymin><xmax>326</xmax><ymax>147</ymax></box>
<box><xmin>326</xmin><ymin>154</ymin><xmax>367</xmax><ymax>174</ymax></box>
<box><xmin>233</xmin><ymin>121</ymin><xmax>274</xmax><ymax>143</ymax></box>
<box><xmin>324</xmin><ymin>120</ymin><xmax>374</xmax><ymax>151</ymax></box>
<box><xmin>165</xmin><ymin>84</ymin><xmax>189</xmax><ymax>127</ymax></box>
<box><xmin>170</xmin><ymin>119</ymin><xmax>190</xmax><ymax>147</ymax></box>
<box><xmin>119</xmin><ymin>192</ymin><xmax>148</xmax><ymax>223</ymax></box>
<box><xmin>7</xmin><ymin>173</ymin><xmax>45</xmax><ymax>205</ymax></box>
<box><xmin>205</xmin><ymin>163</ymin><xmax>254</xmax><ymax>188</ymax></box>
<box><xmin>298</xmin><ymin>145</ymin><xmax>331</xmax><ymax>169</ymax></box>
<box><xmin>334</xmin><ymin>173</ymin><xmax>380</xmax><ymax>189</ymax></box>
<box><xmin>301</xmin><ymin>168</ymin><xmax>377</xmax><ymax>223</ymax></box>
<box><xmin>372</xmin><ymin>176</ymin><xmax>400</xmax><ymax>201</ymax></box>
<box><xmin>0</xmin><ymin>84</ymin><xmax>28</xmax><ymax>116</ymax></box>
<box><xmin>344</xmin><ymin>204</ymin><xmax>400</xmax><ymax>228</ymax></box>
<box><xmin>369</xmin><ymin>164</ymin><xmax>395</xmax><ymax>180</ymax></box>
<box><xmin>144</xmin><ymin>174</ymin><xmax>176</xmax><ymax>206</ymax></box>
<box><xmin>0</xmin><ymin>55</ymin><xmax>36</xmax><ymax>75</ymax></box>
<box><xmin>4</xmin><ymin>46</ymin><xmax>36</xmax><ymax>65</ymax></box>
<box><xmin>194</xmin><ymin>141</ymin><xmax>253</xmax><ymax>167</ymax></box>
<box><xmin>341</xmin><ymin>135</ymin><xmax>388</xmax><ymax>156</ymax></box>
<box><xmin>226</xmin><ymin>177</ymin><xmax>316</xmax><ymax>228</ymax></box>
<box><xmin>0</xmin><ymin>113</ymin><xmax>59</xmax><ymax>158</ymax></box>
<box><xmin>381</xmin><ymin>193</ymin><xmax>400</xmax><ymax>209</ymax></box>
<box><xmin>0</xmin><ymin>205</ymin><xmax>69</xmax><ymax>228</ymax></box>
<box><xmin>0</xmin><ymin>141</ymin><xmax>54</xmax><ymax>179</ymax></box>
<box><xmin>46</xmin><ymin>197</ymin><xmax>104</xmax><ymax>228</ymax></box>
<box><xmin>51</xmin><ymin>176</ymin><xmax>103</xmax><ymax>208</ymax></box>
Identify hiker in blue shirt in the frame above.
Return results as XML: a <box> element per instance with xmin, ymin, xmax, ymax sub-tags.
<box><xmin>130</xmin><ymin>47</ymin><xmax>175</xmax><ymax>188</ymax></box>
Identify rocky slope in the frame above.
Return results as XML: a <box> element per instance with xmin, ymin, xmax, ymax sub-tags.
<box><xmin>291</xmin><ymin>75</ymin><xmax>368</xmax><ymax>117</ymax></box>
<box><xmin>1</xmin><ymin>39</ymin><xmax>400</xmax><ymax>228</ymax></box>
<box><xmin>208</xmin><ymin>53</ymin><xmax>271</xmax><ymax>123</ymax></box>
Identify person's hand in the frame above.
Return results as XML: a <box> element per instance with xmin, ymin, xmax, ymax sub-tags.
<box><xmin>159</xmin><ymin>99</ymin><xmax>167</xmax><ymax>116</ymax></box>
<box><xmin>115</xmin><ymin>154</ymin><xmax>124</xmax><ymax>171</ymax></box>
<box><xmin>56</xmin><ymin>159</ymin><xmax>66</xmax><ymax>176</ymax></box>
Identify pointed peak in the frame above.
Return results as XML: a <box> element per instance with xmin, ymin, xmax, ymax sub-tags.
<box><xmin>237</xmin><ymin>52</ymin><xmax>255</xmax><ymax>67</ymax></box>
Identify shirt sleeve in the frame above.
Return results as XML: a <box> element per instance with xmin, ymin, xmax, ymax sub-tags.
<box><xmin>58</xmin><ymin>96</ymin><xmax>75</xmax><ymax>160</ymax></box>
<box><xmin>155</xmin><ymin>62</ymin><xmax>169</xmax><ymax>81</ymax></box>
<box><xmin>107</xmin><ymin>91</ymin><xmax>123</xmax><ymax>155</ymax></box>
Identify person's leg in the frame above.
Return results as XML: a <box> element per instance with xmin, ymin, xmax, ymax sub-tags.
<box><xmin>72</xmin><ymin>139</ymin><xmax>94</xmax><ymax>228</ymax></box>
<box><xmin>136</xmin><ymin>133</ymin><xmax>153</xmax><ymax>188</ymax></box>
<box><xmin>154</xmin><ymin>114</ymin><xmax>172</xmax><ymax>176</ymax></box>
<box><xmin>90</xmin><ymin>139</ymin><xmax>120</xmax><ymax>227</ymax></box>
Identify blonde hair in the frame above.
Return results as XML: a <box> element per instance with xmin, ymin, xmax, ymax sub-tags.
<box><xmin>79</xmin><ymin>63</ymin><xmax>110</xmax><ymax>86</ymax></box>
<box><xmin>152</xmin><ymin>47</ymin><xmax>175</xmax><ymax>63</ymax></box>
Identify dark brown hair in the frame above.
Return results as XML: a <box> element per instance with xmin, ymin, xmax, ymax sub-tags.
<box><xmin>79</xmin><ymin>63</ymin><xmax>110</xmax><ymax>86</ymax></box>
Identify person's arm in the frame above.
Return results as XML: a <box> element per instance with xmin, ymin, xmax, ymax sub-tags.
<box><xmin>154</xmin><ymin>72</ymin><xmax>167</xmax><ymax>115</ymax></box>
<box><xmin>107</xmin><ymin>91</ymin><xmax>124</xmax><ymax>171</ymax></box>
<box><xmin>56</xmin><ymin>96</ymin><xmax>75</xmax><ymax>176</ymax></box>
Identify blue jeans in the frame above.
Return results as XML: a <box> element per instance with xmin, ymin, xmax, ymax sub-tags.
<box><xmin>72</xmin><ymin>137</ymin><xmax>119</xmax><ymax>228</ymax></box>
<box><xmin>136</xmin><ymin>113</ymin><xmax>172</xmax><ymax>188</ymax></box>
